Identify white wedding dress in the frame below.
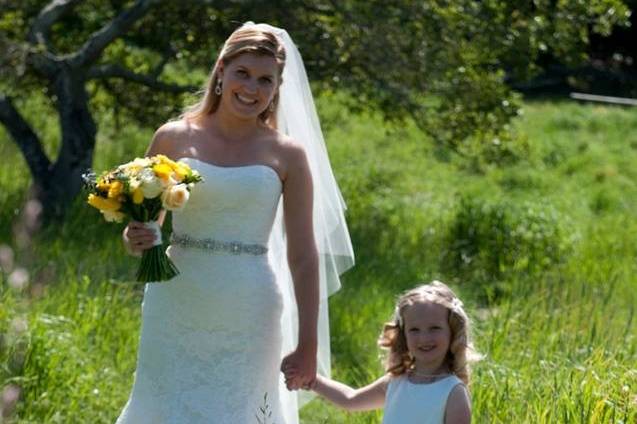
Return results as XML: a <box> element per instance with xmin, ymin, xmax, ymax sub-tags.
<box><xmin>116</xmin><ymin>157</ymin><xmax>293</xmax><ymax>424</ymax></box>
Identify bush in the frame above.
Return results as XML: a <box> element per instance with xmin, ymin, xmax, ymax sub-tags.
<box><xmin>442</xmin><ymin>195</ymin><xmax>577</xmax><ymax>287</ymax></box>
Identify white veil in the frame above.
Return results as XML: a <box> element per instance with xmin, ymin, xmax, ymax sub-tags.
<box><xmin>244</xmin><ymin>22</ymin><xmax>355</xmax><ymax>423</ymax></box>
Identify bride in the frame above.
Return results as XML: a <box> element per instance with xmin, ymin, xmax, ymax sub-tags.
<box><xmin>116</xmin><ymin>22</ymin><xmax>354</xmax><ymax>423</ymax></box>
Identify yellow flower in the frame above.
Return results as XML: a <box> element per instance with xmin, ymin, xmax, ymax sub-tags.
<box><xmin>155</xmin><ymin>154</ymin><xmax>178</xmax><ymax>168</ymax></box>
<box><xmin>171</xmin><ymin>162</ymin><xmax>190</xmax><ymax>182</ymax></box>
<box><xmin>97</xmin><ymin>180</ymin><xmax>111</xmax><ymax>192</ymax></box>
<box><xmin>108</xmin><ymin>180</ymin><xmax>124</xmax><ymax>198</ymax></box>
<box><xmin>153</xmin><ymin>163</ymin><xmax>173</xmax><ymax>183</ymax></box>
<box><xmin>132</xmin><ymin>188</ymin><xmax>144</xmax><ymax>204</ymax></box>
<box><xmin>101</xmin><ymin>209</ymin><xmax>125</xmax><ymax>223</ymax></box>
<box><xmin>88</xmin><ymin>194</ymin><xmax>121</xmax><ymax>211</ymax></box>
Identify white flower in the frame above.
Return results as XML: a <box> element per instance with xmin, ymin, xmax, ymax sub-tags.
<box><xmin>118</xmin><ymin>157</ymin><xmax>151</xmax><ymax>175</ymax></box>
<box><xmin>129</xmin><ymin>177</ymin><xmax>141</xmax><ymax>191</ymax></box>
<box><xmin>161</xmin><ymin>184</ymin><xmax>190</xmax><ymax>211</ymax></box>
<box><xmin>139</xmin><ymin>168</ymin><xmax>163</xmax><ymax>198</ymax></box>
<box><xmin>131</xmin><ymin>157</ymin><xmax>152</xmax><ymax>167</ymax></box>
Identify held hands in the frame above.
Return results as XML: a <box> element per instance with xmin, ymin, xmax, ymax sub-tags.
<box><xmin>123</xmin><ymin>221</ymin><xmax>158</xmax><ymax>256</ymax></box>
<box><xmin>280</xmin><ymin>346</ymin><xmax>317</xmax><ymax>391</ymax></box>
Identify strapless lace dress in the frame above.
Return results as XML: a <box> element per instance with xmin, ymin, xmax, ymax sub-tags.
<box><xmin>116</xmin><ymin>157</ymin><xmax>293</xmax><ymax>424</ymax></box>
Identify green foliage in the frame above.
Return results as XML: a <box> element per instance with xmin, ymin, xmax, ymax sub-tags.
<box><xmin>424</xmin><ymin>70</ymin><xmax>529</xmax><ymax>167</ymax></box>
<box><xmin>4</xmin><ymin>276</ymin><xmax>141</xmax><ymax>422</ymax></box>
<box><xmin>1</xmin><ymin>98</ymin><xmax>637</xmax><ymax>423</ymax></box>
<box><xmin>441</xmin><ymin>196</ymin><xmax>577</xmax><ymax>288</ymax></box>
<box><xmin>1</xmin><ymin>0</ymin><xmax>632</xmax><ymax>167</ymax></box>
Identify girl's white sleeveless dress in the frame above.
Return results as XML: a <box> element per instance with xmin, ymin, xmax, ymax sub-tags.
<box><xmin>116</xmin><ymin>157</ymin><xmax>295</xmax><ymax>424</ymax></box>
<box><xmin>382</xmin><ymin>374</ymin><xmax>464</xmax><ymax>424</ymax></box>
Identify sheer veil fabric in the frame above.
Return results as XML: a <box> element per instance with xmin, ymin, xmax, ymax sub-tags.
<box><xmin>244</xmin><ymin>23</ymin><xmax>355</xmax><ymax>422</ymax></box>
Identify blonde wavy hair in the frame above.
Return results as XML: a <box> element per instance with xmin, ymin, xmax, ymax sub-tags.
<box><xmin>378</xmin><ymin>281</ymin><xmax>481</xmax><ymax>385</ymax></box>
<box><xmin>182</xmin><ymin>25</ymin><xmax>286</xmax><ymax>126</ymax></box>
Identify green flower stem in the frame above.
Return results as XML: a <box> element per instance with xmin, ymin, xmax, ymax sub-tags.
<box><xmin>136</xmin><ymin>245</ymin><xmax>179</xmax><ymax>282</ymax></box>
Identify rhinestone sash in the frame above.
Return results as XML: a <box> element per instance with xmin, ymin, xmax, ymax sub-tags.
<box><xmin>170</xmin><ymin>233</ymin><xmax>268</xmax><ymax>256</ymax></box>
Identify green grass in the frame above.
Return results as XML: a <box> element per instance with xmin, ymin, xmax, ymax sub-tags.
<box><xmin>1</xmin><ymin>95</ymin><xmax>636</xmax><ymax>423</ymax></box>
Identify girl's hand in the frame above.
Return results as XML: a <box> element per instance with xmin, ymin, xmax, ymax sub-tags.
<box><xmin>280</xmin><ymin>346</ymin><xmax>317</xmax><ymax>391</ymax></box>
<box><xmin>123</xmin><ymin>221</ymin><xmax>158</xmax><ymax>257</ymax></box>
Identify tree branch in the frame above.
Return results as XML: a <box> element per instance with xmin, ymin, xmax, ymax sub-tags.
<box><xmin>22</xmin><ymin>0</ymin><xmax>81</xmax><ymax>75</ymax></box>
<box><xmin>0</xmin><ymin>94</ymin><xmax>51</xmax><ymax>182</ymax></box>
<box><xmin>69</xmin><ymin>0</ymin><xmax>161</xmax><ymax>68</ymax></box>
<box><xmin>27</xmin><ymin>0</ymin><xmax>82</xmax><ymax>49</ymax></box>
<box><xmin>150</xmin><ymin>45</ymin><xmax>176</xmax><ymax>79</ymax></box>
<box><xmin>87</xmin><ymin>64</ymin><xmax>198</xmax><ymax>93</ymax></box>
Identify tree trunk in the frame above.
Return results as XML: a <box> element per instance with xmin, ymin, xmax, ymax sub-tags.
<box><xmin>32</xmin><ymin>69</ymin><xmax>97</xmax><ymax>221</ymax></box>
<box><xmin>4</xmin><ymin>0</ymin><xmax>169</xmax><ymax>226</ymax></box>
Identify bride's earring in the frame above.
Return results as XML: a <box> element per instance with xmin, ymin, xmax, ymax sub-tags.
<box><xmin>268</xmin><ymin>102</ymin><xmax>275</xmax><ymax>113</ymax></box>
<box><xmin>215</xmin><ymin>79</ymin><xmax>222</xmax><ymax>96</ymax></box>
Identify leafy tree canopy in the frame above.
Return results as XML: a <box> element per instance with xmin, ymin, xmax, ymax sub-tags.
<box><xmin>0</xmin><ymin>0</ymin><xmax>630</xmax><ymax>220</ymax></box>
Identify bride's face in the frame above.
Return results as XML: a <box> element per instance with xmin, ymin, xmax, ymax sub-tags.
<box><xmin>218</xmin><ymin>52</ymin><xmax>279</xmax><ymax>120</ymax></box>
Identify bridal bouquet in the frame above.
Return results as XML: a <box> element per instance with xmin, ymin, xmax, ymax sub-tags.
<box><xmin>83</xmin><ymin>155</ymin><xmax>203</xmax><ymax>282</ymax></box>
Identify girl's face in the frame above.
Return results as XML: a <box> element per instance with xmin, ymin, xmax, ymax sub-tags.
<box><xmin>218</xmin><ymin>52</ymin><xmax>279</xmax><ymax>120</ymax></box>
<box><xmin>403</xmin><ymin>300</ymin><xmax>452</xmax><ymax>371</ymax></box>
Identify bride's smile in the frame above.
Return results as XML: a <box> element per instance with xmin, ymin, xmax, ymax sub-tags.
<box><xmin>218</xmin><ymin>53</ymin><xmax>279</xmax><ymax>119</ymax></box>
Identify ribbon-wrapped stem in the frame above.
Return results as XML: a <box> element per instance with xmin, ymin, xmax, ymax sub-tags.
<box><xmin>135</xmin><ymin>219</ymin><xmax>179</xmax><ymax>283</ymax></box>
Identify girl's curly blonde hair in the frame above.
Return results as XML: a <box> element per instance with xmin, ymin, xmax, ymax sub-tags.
<box><xmin>378</xmin><ymin>281</ymin><xmax>481</xmax><ymax>385</ymax></box>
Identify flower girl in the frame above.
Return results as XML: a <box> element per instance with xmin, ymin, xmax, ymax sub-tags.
<box><xmin>286</xmin><ymin>281</ymin><xmax>480</xmax><ymax>424</ymax></box>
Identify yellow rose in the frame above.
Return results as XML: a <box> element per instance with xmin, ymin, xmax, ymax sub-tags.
<box><xmin>161</xmin><ymin>184</ymin><xmax>190</xmax><ymax>211</ymax></box>
<box><xmin>132</xmin><ymin>188</ymin><xmax>144</xmax><ymax>204</ymax></box>
<box><xmin>88</xmin><ymin>194</ymin><xmax>121</xmax><ymax>211</ymax></box>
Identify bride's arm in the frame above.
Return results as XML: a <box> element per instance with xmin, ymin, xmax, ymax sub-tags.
<box><xmin>280</xmin><ymin>143</ymin><xmax>320</xmax><ymax>390</ymax></box>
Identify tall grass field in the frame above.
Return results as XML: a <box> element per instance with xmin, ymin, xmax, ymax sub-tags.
<box><xmin>1</xmin><ymin>94</ymin><xmax>636</xmax><ymax>423</ymax></box>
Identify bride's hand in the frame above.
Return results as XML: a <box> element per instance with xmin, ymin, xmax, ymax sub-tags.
<box><xmin>123</xmin><ymin>221</ymin><xmax>157</xmax><ymax>257</ymax></box>
<box><xmin>280</xmin><ymin>346</ymin><xmax>317</xmax><ymax>391</ymax></box>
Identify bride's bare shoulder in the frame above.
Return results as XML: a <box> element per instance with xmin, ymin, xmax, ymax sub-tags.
<box><xmin>147</xmin><ymin>119</ymin><xmax>197</xmax><ymax>157</ymax></box>
<box><xmin>270</xmin><ymin>131</ymin><xmax>309</xmax><ymax>174</ymax></box>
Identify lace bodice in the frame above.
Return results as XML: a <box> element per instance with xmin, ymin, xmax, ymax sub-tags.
<box><xmin>173</xmin><ymin>157</ymin><xmax>282</xmax><ymax>244</ymax></box>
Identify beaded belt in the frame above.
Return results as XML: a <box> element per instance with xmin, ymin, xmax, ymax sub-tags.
<box><xmin>170</xmin><ymin>233</ymin><xmax>268</xmax><ymax>256</ymax></box>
